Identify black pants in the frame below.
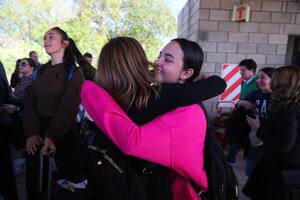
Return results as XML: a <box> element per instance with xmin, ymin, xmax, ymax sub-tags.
<box><xmin>0</xmin><ymin>125</ymin><xmax>19</xmax><ymax>200</ymax></box>
<box><xmin>26</xmin><ymin>118</ymin><xmax>82</xmax><ymax>200</ymax></box>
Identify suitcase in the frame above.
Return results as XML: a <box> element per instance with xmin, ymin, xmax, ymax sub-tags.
<box><xmin>38</xmin><ymin>151</ymin><xmax>55</xmax><ymax>200</ymax></box>
<box><xmin>38</xmin><ymin>151</ymin><xmax>91</xmax><ymax>200</ymax></box>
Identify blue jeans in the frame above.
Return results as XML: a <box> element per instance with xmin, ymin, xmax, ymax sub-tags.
<box><xmin>227</xmin><ymin>143</ymin><xmax>240</xmax><ymax>163</ymax></box>
<box><xmin>245</xmin><ymin>146</ymin><xmax>264</xmax><ymax>176</ymax></box>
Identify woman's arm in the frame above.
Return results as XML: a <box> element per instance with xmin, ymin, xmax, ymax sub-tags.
<box><xmin>154</xmin><ymin>75</ymin><xmax>226</xmax><ymax>114</ymax></box>
<box><xmin>81</xmin><ymin>81</ymin><xmax>208</xmax><ymax>190</ymax></box>
<box><xmin>23</xmin><ymin>84</ymin><xmax>41</xmax><ymax>138</ymax></box>
<box><xmin>180</xmin><ymin>75</ymin><xmax>226</xmax><ymax>105</ymax></box>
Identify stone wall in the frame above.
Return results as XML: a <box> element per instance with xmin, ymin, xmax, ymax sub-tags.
<box><xmin>178</xmin><ymin>0</ymin><xmax>300</xmax><ymax>116</ymax></box>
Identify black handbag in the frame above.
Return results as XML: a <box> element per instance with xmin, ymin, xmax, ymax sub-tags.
<box><xmin>84</xmin><ymin>123</ymin><xmax>147</xmax><ymax>200</ymax></box>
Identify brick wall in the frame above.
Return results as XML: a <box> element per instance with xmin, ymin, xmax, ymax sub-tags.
<box><xmin>178</xmin><ymin>0</ymin><xmax>300</xmax><ymax>117</ymax></box>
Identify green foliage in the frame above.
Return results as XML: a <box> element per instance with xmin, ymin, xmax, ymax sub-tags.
<box><xmin>0</xmin><ymin>0</ymin><xmax>176</xmax><ymax>79</ymax></box>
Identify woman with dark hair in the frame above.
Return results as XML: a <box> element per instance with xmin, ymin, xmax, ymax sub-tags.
<box><xmin>10</xmin><ymin>59</ymin><xmax>22</xmax><ymax>89</ymax></box>
<box><xmin>243</xmin><ymin>65</ymin><xmax>300</xmax><ymax>200</ymax></box>
<box><xmin>81</xmin><ymin>37</ymin><xmax>226</xmax><ymax>200</ymax></box>
<box><xmin>5</xmin><ymin>58</ymin><xmax>36</xmax><ymax>109</ymax></box>
<box><xmin>82</xmin><ymin>52</ymin><xmax>96</xmax><ymax>81</ymax></box>
<box><xmin>23</xmin><ymin>27</ymin><xmax>85</xmax><ymax>200</ymax></box>
<box><xmin>155</xmin><ymin>38</ymin><xmax>204</xmax><ymax>84</ymax></box>
<box><xmin>12</xmin><ymin>58</ymin><xmax>36</xmax><ymax>102</ymax></box>
<box><xmin>2</xmin><ymin>58</ymin><xmax>36</xmax><ymax>151</ymax></box>
<box><xmin>236</xmin><ymin>67</ymin><xmax>274</xmax><ymax>176</ymax></box>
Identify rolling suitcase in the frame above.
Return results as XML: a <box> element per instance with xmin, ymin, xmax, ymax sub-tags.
<box><xmin>38</xmin><ymin>151</ymin><xmax>90</xmax><ymax>200</ymax></box>
<box><xmin>38</xmin><ymin>151</ymin><xmax>55</xmax><ymax>200</ymax></box>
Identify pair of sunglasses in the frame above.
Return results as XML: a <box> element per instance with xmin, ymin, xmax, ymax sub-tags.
<box><xmin>19</xmin><ymin>61</ymin><xmax>29</xmax><ymax>67</ymax></box>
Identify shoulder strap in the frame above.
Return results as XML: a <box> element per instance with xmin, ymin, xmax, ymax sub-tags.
<box><xmin>32</xmin><ymin>66</ymin><xmax>43</xmax><ymax>81</ymax></box>
<box><xmin>67</xmin><ymin>64</ymin><xmax>77</xmax><ymax>81</ymax></box>
<box><xmin>191</xmin><ymin>103</ymin><xmax>208</xmax><ymax>198</ymax></box>
<box><xmin>198</xmin><ymin>102</ymin><xmax>239</xmax><ymax>200</ymax></box>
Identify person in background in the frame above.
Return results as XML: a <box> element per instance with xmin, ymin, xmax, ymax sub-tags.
<box><xmin>29</xmin><ymin>50</ymin><xmax>41</xmax><ymax>66</ymax></box>
<box><xmin>81</xmin><ymin>52</ymin><xmax>96</xmax><ymax>81</ymax></box>
<box><xmin>4</xmin><ymin>58</ymin><xmax>36</xmax><ymax>151</ymax></box>
<box><xmin>10</xmin><ymin>59</ymin><xmax>22</xmax><ymax>89</ymax></box>
<box><xmin>0</xmin><ymin>60</ymin><xmax>19</xmax><ymax>200</ymax></box>
<box><xmin>23</xmin><ymin>27</ymin><xmax>86</xmax><ymax>200</ymax></box>
<box><xmin>83</xmin><ymin>52</ymin><xmax>93</xmax><ymax>64</ymax></box>
<box><xmin>239</xmin><ymin>59</ymin><xmax>258</xmax><ymax>100</ymax></box>
<box><xmin>243</xmin><ymin>65</ymin><xmax>300</xmax><ymax>200</ymax></box>
<box><xmin>227</xmin><ymin>59</ymin><xmax>258</xmax><ymax>166</ymax></box>
<box><xmin>236</xmin><ymin>67</ymin><xmax>274</xmax><ymax>176</ymax></box>
<box><xmin>12</xmin><ymin>58</ymin><xmax>35</xmax><ymax>104</ymax></box>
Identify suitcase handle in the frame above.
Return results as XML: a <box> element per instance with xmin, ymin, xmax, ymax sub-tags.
<box><xmin>216</xmin><ymin>101</ymin><xmax>236</xmax><ymax>113</ymax></box>
<box><xmin>39</xmin><ymin>151</ymin><xmax>54</xmax><ymax>200</ymax></box>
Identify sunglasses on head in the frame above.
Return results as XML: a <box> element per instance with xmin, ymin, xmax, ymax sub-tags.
<box><xmin>19</xmin><ymin>61</ymin><xmax>28</xmax><ymax>67</ymax></box>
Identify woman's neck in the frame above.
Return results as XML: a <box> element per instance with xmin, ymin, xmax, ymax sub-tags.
<box><xmin>50</xmin><ymin>52</ymin><xmax>64</xmax><ymax>65</ymax></box>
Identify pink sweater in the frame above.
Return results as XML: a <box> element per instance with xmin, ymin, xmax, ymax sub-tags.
<box><xmin>81</xmin><ymin>81</ymin><xmax>208</xmax><ymax>200</ymax></box>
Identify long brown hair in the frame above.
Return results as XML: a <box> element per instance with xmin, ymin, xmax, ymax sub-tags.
<box><xmin>95</xmin><ymin>37</ymin><xmax>160</xmax><ymax>111</ymax></box>
<box><xmin>270</xmin><ymin>65</ymin><xmax>300</xmax><ymax>110</ymax></box>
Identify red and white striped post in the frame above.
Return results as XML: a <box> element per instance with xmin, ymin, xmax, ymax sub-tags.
<box><xmin>218</xmin><ymin>63</ymin><xmax>242</xmax><ymax>110</ymax></box>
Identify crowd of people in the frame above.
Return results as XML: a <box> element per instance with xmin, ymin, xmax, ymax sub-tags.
<box><xmin>0</xmin><ymin>26</ymin><xmax>300</xmax><ymax>200</ymax></box>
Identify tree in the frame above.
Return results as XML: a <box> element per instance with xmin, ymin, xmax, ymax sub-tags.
<box><xmin>104</xmin><ymin>0</ymin><xmax>176</xmax><ymax>59</ymax></box>
<box><xmin>0</xmin><ymin>0</ymin><xmax>176</xmax><ymax>77</ymax></box>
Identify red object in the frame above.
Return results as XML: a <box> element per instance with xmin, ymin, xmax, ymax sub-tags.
<box><xmin>212</xmin><ymin>101</ymin><xmax>236</xmax><ymax>148</ymax></box>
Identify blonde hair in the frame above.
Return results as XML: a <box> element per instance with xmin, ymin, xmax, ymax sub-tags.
<box><xmin>270</xmin><ymin>65</ymin><xmax>300</xmax><ymax>109</ymax></box>
<box><xmin>95</xmin><ymin>37</ymin><xmax>159</xmax><ymax>111</ymax></box>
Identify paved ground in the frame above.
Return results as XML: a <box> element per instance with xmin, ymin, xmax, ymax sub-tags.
<box><xmin>0</xmin><ymin>150</ymin><xmax>250</xmax><ymax>200</ymax></box>
<box><xmin>232</xmin><ymin>151</ymin><xmax>250</xmax><ymax>200</ymax></box>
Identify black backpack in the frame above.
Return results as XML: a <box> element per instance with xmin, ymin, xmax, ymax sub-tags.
<box><xmin>199</xmin><ymin>103</ymin><xmax>239</xmax><ymax>200</ymax></box>
<box><xmin>81</xmin><ymin>121</ymin><xmax>147</xmax><ymax>200</ymax></box>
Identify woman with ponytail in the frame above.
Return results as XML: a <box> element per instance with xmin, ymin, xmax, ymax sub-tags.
<box><xmin>23</xmin><ymin>27</ymin><xmax>85</xmax><ymax>200</ymax></box>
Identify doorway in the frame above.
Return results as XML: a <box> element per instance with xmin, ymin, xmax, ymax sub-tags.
<box><xmin>286</xmin><ymin>35</ymin><xmax>300</xmax><ymax>67</ymax></box>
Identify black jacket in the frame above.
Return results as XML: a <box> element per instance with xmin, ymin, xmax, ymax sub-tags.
<box><xmin>0</xmin><ymin>61</ymin><xmax>11</xmax><ymax>125</ymax></box>
<box><xmin>258</xmin><ymin>103</ymin><xmax>300</xmax><ymax>167</ymax></box>
<box><xmin>243</xmin><ymin>102</ymin><xmax>300</xmax><ymax>200</ymax></box>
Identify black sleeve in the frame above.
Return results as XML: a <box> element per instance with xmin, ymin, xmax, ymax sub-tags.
<box><xmin>159</xmin><ymin>75</ymin><xmax>226</xmax><ymax>107</ymax></box>
<box><xmin>257</xmin><ymin>106</ymin><xmax>298</xmax><ymax>152</ymax></box>
<box><xmin>0</xmin><ymin>61</ymin><xmax>10</xmax><ymax>105</ymax></box>
<box><xmin>23</xmin><ymin>83</ymin><xmax>41</xmax><ymax>137</ymax></box>
<box><xmin>136</xmin><ymin>75</ymin><xmax>226</xmax><ymax>122</ymax></box>
<box><xmin>179</xmin><ymin>75</ymin><xmax>226</xmax><ymax>106</ymax></box>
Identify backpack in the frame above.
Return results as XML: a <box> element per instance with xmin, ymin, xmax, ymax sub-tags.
<box><xmin>81</xmin><ymin>120</ymin><xmax>147</xmax><ymax>200</ymax></box>
<box><xmin>199</xmin><ymin>103</ymin><xmax>239</xmax><ymax>200</ymax></box>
